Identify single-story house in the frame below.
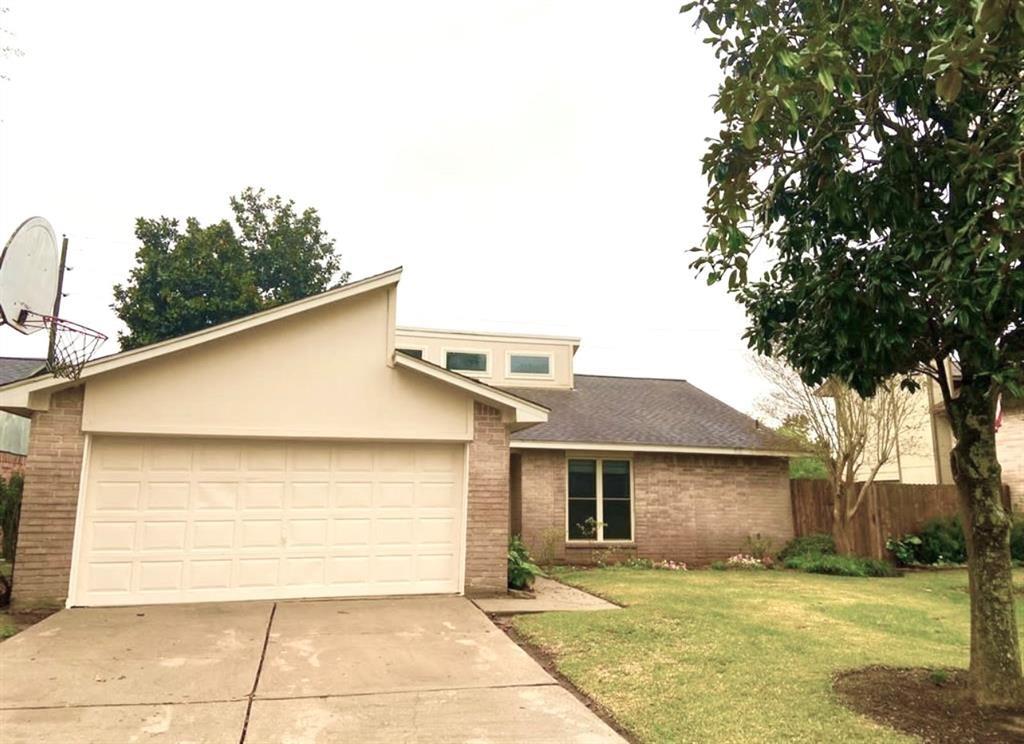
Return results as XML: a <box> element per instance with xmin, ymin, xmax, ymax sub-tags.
<box><xmin>0</xmin><ymin>268</ymin><xmax>798</xmax><ymax>611</ymax></box>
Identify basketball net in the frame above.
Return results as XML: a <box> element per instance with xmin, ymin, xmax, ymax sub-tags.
<box><xmin>20</xmin><ymin>311</ymin><xmax>107</xmax><ymax>380</ymax></box>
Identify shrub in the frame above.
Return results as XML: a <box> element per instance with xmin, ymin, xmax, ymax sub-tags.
<box><xmin>710</xmin><ymin>553</ymin><xmax>770</xmax><ymax>570</ymax></box>
<box><xmin>743</xmin><ymin>533</ymin><xmax>775</xmax><ymax>562</ymax></box>
<box><xmin>619</xmin><ymin>557</ymin><xmax>655</xmax><ymax>569</ymax></box>
<box><xmin>885</xmin><ymin>534</ymin><xmax>923</xmax><ymax>567</ymax></box>
<box><xmin>784</xmin><ymin>553</ymin><xmax>897</xmax><ymax>577</ymax></box>
<box><xmin>727</xmin><ymin>553</ymin><xmax>768</xmax><ymax>569</ymax></box>
<box><xmin>916</xmin><ymin>516</ymin><xmax>966</xmax><ymax>565</ymax></box>
<box><xmin>654</xmin><ymin>560</ymin><xmax>688</xmax><ymax>571</ymax></box>
<box><xmin>0</xmin><ymin>472</ymin><xmax>23</xmax><ymax>564</ymax></box>
<box><xmin>777</xmin><ymin>533</ymin><xmax>836</xmax><ymax>562</ymax></box>
<box><xmin>1010</xmin><ymin>518</ymin><xmax>1024</xmax><ymax>563</ymax></box>
<box><xmin>508</xmin><ymin>535</ymin><xmax>544</xmax><ymax>590</ymax></box>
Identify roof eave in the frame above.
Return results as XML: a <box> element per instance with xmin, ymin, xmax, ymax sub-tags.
<box><xmin>0</xmin><ymin>268</ymin><xmax>404</xmax><ymax>411</ymax></box>
<box><xmin>509</xmin><ymin>439</ymin><xmax>804</xmax><ymax>458</ymax></box>
<box><xmin>393</xmin><ymin>352</ymin><xmax>549</xmax><ymax>427</ymax></box>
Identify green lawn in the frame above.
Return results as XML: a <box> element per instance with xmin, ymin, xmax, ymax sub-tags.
<box><xmin>512</xmin><ymin>568</ymin><xmax>1024</xmax><ymax>744</ymax></box>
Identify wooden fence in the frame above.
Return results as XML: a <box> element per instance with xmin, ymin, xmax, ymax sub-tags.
<box><xmin>790</xmin><ymin>480</ymin><xmax>1013</xmax><ymax>559</ymax></box>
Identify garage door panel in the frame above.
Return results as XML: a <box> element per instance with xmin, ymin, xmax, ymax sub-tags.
<box><xmin>146</xmin><ymin>482</ymin><xmax>189</xmax><ymax>510</ymax></box>
<box><xmin>196</xmin><ymin>482</ymin><xmax>238</xmax><ymax>510</ymax></box>
<box><xmin>93</xmin><ymin>482</ymin><xmax>141</xmax><ymax>511</ymax></box>
<box><xmin>75</xmin><ymin>437</ymin><xmax>465</xmax><ymax>606</ymax></box>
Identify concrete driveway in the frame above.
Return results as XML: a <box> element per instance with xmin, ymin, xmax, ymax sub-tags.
<box><xmin>0</xmin><ymin>596</ymin><xmax>624</xmax><ymax>743</ymax></box>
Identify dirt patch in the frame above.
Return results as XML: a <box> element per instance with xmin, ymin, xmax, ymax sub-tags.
<box><xmin>834</xmin><ymin>666</ymin><xmax>1024</xmax><ymax>743</ymax></box>
<box><xmin>490</xmin><ymin>615</ymin><xmax>637</xmax><ymax>743</ymax></box>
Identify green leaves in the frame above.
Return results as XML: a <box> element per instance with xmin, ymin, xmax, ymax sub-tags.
<box><xmin>113</xmin><ymin>189</ymin><xmax>346</xmax><ymax>350</ymax></box>
<box><xmin>936</xmin><ymin>67</ymin><xmax>963</xmax><ymax>102</ymax></box>
<box><xmin>681</xmin><ymin>0</ymin><xmax>1024</xmax><ymax>404</ymax></box>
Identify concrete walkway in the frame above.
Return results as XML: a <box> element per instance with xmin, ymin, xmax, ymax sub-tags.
<box><xmin>473</xmin><ymin>576</ymin><xmax>620</xmax><ymax>615</ymax></box>
<box><xmin>0</xmin><ymin>596</ymin><xmax>624</xmax><ymax>743</ymax></box>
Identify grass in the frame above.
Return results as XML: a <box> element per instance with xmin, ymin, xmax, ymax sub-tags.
<box><xmin>512</xmin><ymin>568</ymin><xmax>1024</xmax><ymax>744</ymax></box>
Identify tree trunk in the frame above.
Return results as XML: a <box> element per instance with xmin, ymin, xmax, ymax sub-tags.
<box><xmin>831</xmin><ymin>484</ymin><xmax>856</xmax><ymax>555</ymax></box>
<box><xmin>951</xmin><ymin>381</ymin><xmax>1024</xmax><ymax>708</ymax></box>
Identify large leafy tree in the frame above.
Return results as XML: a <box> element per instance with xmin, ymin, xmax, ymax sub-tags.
<box><xmin>231</xmin><ymin>187</ymin><xmax>347</xmax><ymax>305</ymax></box>
<box><xmin>113</xmin><ymin>190</ymin><xmax>345</xmax><ymax>350</ymax></box>
<box><xmin>683</xmin><ymin>0</ymin><xmax>1024</xmax><ymax>705</ymax></box>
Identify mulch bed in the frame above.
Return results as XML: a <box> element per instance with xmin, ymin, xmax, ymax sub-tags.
<box><xmin>834</xmin><ymin>666</ymin><xmax>1024</xmax><ymax>743</ymax></box>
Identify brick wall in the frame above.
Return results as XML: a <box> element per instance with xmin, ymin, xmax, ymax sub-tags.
<box><xmin>0</xmin><ymin>451</ymin><xmax>26</xmax><ymax>480</ymax></box>
<box><xmin>11</xmin><ymin>386</ymin><xmax>86</xmax><ymax>612</ymax></box>
<box><xmin>515</xmin><ymin>449</ymin><xmax>793</xmax><ymax>565</ymax></box>
<box><xmin>517</xmin><ymin>449</ymin><xmax>568</xmax><ymax>562</ymax></box>
<box><xmin>998</xmin><ymin>402</ymin><xmax>1024</xmax><ymax>512</ymax></box>
<box><xmin>464</xmin><ymin>402</ymin><xmax>510</xmax><ymax>595</ymax></box>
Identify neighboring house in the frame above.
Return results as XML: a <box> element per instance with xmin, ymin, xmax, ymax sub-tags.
<box><xmin>860</xmin><ymin>365</ymin><xmax>1024</xmax><ymax>510</ymax></box>
<box><xmin>0</xmin><ymin>357</ymin><xmax>45</xmax><ymax>478</ymax></box>
<box><xmin>0</xmin><ymin>268</ymin><xmax>798</xmax><ymax>612</ymax></box>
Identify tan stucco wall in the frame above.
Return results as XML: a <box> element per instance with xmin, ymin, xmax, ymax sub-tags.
<box><xmin>83</xmin><ymin>289</ymin><xmax>474</xmax><ymax>440</ymax></box>
<box><xmin>395</xmin><ymin>328</ymin><xmax>575</xmax><ymax>389</ymax></box>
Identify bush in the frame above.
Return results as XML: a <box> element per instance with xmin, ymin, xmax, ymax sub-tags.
<box><xmin>508</xmin><ymin>535</ymin><xmax>544</xmax><ymax>590</ymax></box>
<box><xmin>0</xmin><ymin>472</ymin><xmax>23</xmax><ymax>563</ymax></box>
<box><xmin>784</xmin><ymin>553</ymin><xmax>897</xmax><ymax>577</ymax></box>
<box><xmin>1011</xmin><ymin>518</ymin><xmax>1024</xmax><ymax>562</ymax></box>
<box><xmin>916</xmin><ymin>516</ymin><xmax>967</xmax><ymax>565</ymax></box>
<box><xmin>777</xmin><ymin>533</ymin><xmax>836</xmax><ymax>562</ymax></box>
<box><xmin>619</xmin><ymin>557</ymin><xmax>654</xmax><ymax>569</ymax></box>
<box><xmin>743</xmin><ymin>533</ymin><xmax>775</xmax><ymax>562</ymax></box>
<box><xmin>885</xmin><ymin>534</ymin><xmax>923</xmax><ymax>567</ymax></box>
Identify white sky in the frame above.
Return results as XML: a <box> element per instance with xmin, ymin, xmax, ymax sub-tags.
<box><xmin>0</xmin><ymin>1</ymin><xmax>769</xmax><ymax>414</ymax></box>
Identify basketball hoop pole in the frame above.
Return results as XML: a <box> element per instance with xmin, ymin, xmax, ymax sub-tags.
<box><xmin>48</xmin><ymin>234</ymin><xmax>69</xmax><ymax>367</ymax></box>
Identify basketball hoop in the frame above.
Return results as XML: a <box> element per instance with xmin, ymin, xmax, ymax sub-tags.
<box><xmin>20</xmin><ymin>311</ymin><xmax>107</xmax><ymax>380</ymax></box>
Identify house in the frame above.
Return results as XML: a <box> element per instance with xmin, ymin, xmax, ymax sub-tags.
<box><xmin>0</xmin><ymin>357</ymin><xmax>45</xmax><ymax>478</ymax></box>
<box><xmin>0</xmin><ymin>268</ymin><xmax>798</xmax><ymax>612</ymax></box>
<box><xmin>856</xmin><ymin>366</ymin><xmax>1024</xmax><ymax>510</ymax></box>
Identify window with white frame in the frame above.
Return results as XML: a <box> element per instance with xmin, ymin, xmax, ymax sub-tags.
<box><xmin>508</xmin><ymin>353</ymin><xmax>551</xmax><ymax>376</ymax></box>
<box><xmin>445</xmin><ymin>350</ymin><xmax>489</xmax><ymax>373</ymax></box>
<box><xmin>397</xmin><ymin>347</ymin><xmax>424</xmax><ymax>359</ymax></box>
<box><xmin>567</xmin><ymin>458</ymin><xmax>632</xmax><ymax>541</ymax></box>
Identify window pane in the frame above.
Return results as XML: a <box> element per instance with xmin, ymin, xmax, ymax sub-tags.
<box><xmin>397</xmin><ymin>348</ymin><xmax>423</xmax><ymax>359</ymax></box>
<box><xmin>446</xmin><ymin>351</ymin><xmax>487</xmax><ymax>372</ymax></box>
<box><xmin>602</xmin><ymin>460</ymin><xmax>630</xmax><ymax>500</ymax></box>
<box><xmin>568</xmin><ymin>460</ymin><xmax>596</xmax><ymax>499</ymax></box>
<box><xmin>510</xmin><ymin>354</ymin><xmax>550</xmax><ymax>375</ymax></box>
<box><xmin>603</xmin><ymin>499</ymin><xmax>631</xmax><ymax>540</ymax></box>
<box><xmin>568</xmin><ymin>499</ymin><xmax>598</xmax><ymax>539</ymax></box>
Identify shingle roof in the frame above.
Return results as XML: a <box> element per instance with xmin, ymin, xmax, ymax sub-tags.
<box><xmin>0</xmin><ymin>357</ymin><xmax>45</xmax><ymax>387</ymax></box>
<box><xmin>504</xmin><ymin>374</ymin><xmax>797</xmax><ymax>453</ymax></box>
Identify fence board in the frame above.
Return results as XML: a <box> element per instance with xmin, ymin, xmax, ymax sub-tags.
<box><xmin>789</xmin><ymin>480</ymin><xmax>1012</xmax><ymax>559</ymax></box>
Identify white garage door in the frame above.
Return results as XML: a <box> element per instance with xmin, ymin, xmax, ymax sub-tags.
<box><xmin>72</xmin><ymin>437</ymin><xmax>465</xmax><ymax>607</ymax></box>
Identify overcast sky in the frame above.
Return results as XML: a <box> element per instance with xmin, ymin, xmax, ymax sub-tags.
<box><xmin>0</xmin><ymin>1</ymin><xmax>771</xmax><ymax>414</ymax></box>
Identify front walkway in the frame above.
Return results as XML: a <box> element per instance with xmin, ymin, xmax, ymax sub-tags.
<box><xmin>0</xmin><ymin>596</ymin><xmax>624</xmax><ymax>743</ymax></box>
<box><xmin>473</xmin><ymin>576</ymin><xmax>620</xmax><ymax>614</ymax></box>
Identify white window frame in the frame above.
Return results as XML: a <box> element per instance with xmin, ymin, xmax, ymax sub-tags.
<box><xmin>442</xmin><ymin>347</ymin><xmax>491</xmax><ymax>378</ymax></box>
<box><xmin>505</xmin><ymin>350</ymin><xmax>554</xmax><ymax>380</ymax></box>
<box><xmin>565</xmin><ymin>455</ymin><xmax>634</xmax><ymax>543</ymax></box>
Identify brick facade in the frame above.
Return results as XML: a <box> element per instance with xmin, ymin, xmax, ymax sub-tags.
<box><xmin>998</xmin><ymin>402</ymin><xmax>1024</xmax><ymax>512</ymax></box>
<box><xmin>464</xmin><ymin>402</ymin><xmax>511</xmax><ymax>595</ymax></box>
<box><xmin>515</xmin><ymin>449</ymin><xmax>793</xmax><ymax>565</ymax></box>
<box><xmin>11</xmin><ymin>386</ymin><xmax>86</xmax><ymax>612</ymax></box>
<box><xmin>0</xmin><ymin>451</ymin><xmax>26</xmax><ymax>480</ymax></box>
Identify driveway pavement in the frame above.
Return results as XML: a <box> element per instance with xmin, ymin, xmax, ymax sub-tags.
<box><xmin>0</xmin><ymin>596</ymin><xmax>624</xmax><ymax>743</ymax></box>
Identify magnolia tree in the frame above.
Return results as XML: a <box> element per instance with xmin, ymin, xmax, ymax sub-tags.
<box><xmin>757</xmin><ymin>357</ymin><xmax>919</xmax><ymax>553</ymax></box>
<box><xmin>684</xmin><ymin>0</ymin><xmax>1024</xmax><ymax>705</ymax></box>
